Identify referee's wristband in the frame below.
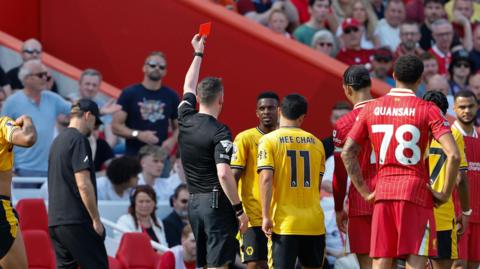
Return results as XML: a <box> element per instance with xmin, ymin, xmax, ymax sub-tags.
<box><xmin>463</xmin><ymin>208</ymin><xmax>473</xmax><ymax>216</ymax></box>
<box><xmin>194</xmin><ymin>52</ymin><xmax>204</xmax><ymax>58</ymax></box>
<box><xmin>232</xmin><ymin>202</ymin><xmax>243</xmax><ymax>213</ymax></box>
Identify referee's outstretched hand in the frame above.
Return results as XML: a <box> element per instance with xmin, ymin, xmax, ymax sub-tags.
<box><xmin>238</xmin><ymin>212</ymin><xmax>248</xmax><ymax>234</ymax></box>
<box><xmin>191</xmin><ymin>34</ymin><xmax>206</xmax><ymax>54</ymax></box>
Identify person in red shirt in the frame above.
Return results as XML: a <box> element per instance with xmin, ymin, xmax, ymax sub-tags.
<box><xmin>341</xmin><ymin>55</ymin><xmax>461</xmax><ymax>269</ymax></box>
<box><xmin>333</xmin><ymin>65</ymin><xmax>375</xmax><ymax>269</ymax></box>
<box><xmin>452</xmin><ymin>90</ymin><xmax>480</xmax><ymax>269</ymax></box>
<box><xmin>160</xmin><ymin>224</ymin><xmax>196</xmax><ymax>269</ymax></box>
<box><xmin>336</xmin><ymin>18</ymin><xmax>375</xmax><ymax>67</ymax></box>
<box><xmin>429</xmin><ymin>19</ymin><xmax>455</xmax><ymax>75</ymax></box>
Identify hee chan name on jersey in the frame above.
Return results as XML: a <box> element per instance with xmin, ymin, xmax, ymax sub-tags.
<box><xmin>373</xmin><ymin>107</ymin><xmax>416</xmax><ymax>117</ymax></box>
<box><xmin>279</xmin><ymin>136</ymin><xmax>316</xmax><ymax>144</ymax></box>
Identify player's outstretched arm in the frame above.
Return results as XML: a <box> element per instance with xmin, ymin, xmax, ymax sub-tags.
<box><xmin>259</xmin><ymin>169</ymin><xmax>274</xmax><ymax>238</ymax></box>
<box><xmin>341</xmin><ymin>138</ymin><xmax>374</xmax><ymax>202</ymax></box>
<box><xmin>183</xmin><ymin>34</ymin><xmax>205</xmax><ymax>97</ymax></box>
<box><xmin>11</xmin><ymin>115</ymin><xmax>37</xmax><ymax>147</ymax></box>
<box><xmin>434</xmin><ymin>133</ymin><xmax>461</xmax><ymax>205</ymax></box>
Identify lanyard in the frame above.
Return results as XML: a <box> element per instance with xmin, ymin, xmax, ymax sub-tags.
<box><xmin>453</xmin><ymin>121</ymin><xmax>478</xmax><ymax>138</ymax></box>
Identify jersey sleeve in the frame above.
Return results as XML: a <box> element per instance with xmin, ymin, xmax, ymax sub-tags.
<box><xmin>231</xmin><ymin>132</ymin><xmax>248</xmax><ymax>169</ymax></box>
<box><xmin>71</xmin><ymin>136</ymin><xmax>92</xmax><ymax>173</ymax></box>
<box><xmin>333</xmin><ymin>120</ymin><xmax>348</xmax><ymax>152</ymax></box>
<box><xmin>257</xmin><ymin>136</ymin><xmax>274</xmax><ymax>171</ymax></box>
<box><xmin>213</xmin><ymin>124</ymin><xmax>234</xmax><ymax>165</ymax></box>
<box><xmin>347</xmin><ymin>108</ymin><xmax>369</xmax><ymax>144</ymax></box>
<box><xmin>428</xmin><ymin>105</ymin><xmax>452</xmax><ymax>140</ymax></box>
<box><xmin>0</xmin><ymin>117</ymin><xmax>19</xmax><ymax>144</ymax></box>
<box><xmin>454</xmin><ymin>130</ymin><xmax>468</xmax><ymax>171</ymax></box>
<box><xmin>178</xmin><ymin>93</ymin><xmax>197</xmax><ymax>122</ymax></box>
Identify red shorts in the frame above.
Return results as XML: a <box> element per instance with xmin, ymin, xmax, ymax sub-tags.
<box><xmin>347</xmin><ymin>215</ymin><xmax>372</xmax><ymax>255</ymax></box>
<box><xmin>457</xmin><ymin>222</ymin><xmax>480</xmax><ymax>262</ymax></box>
<box><xmin>370</xmin><ymin>200</ymin><xmax>437</xmax><ymax>258</ymax></box>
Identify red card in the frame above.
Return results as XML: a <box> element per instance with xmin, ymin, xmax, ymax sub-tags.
<box><xmin>199</xmin><ymin>22</ymin><xmax>212</xmax><ymax>37</ymax></box>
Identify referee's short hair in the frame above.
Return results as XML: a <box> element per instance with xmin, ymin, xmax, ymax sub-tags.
<box><xmin>197</xmin><ymin>77</ymin><xmax>223</xmax><ymax>105</ymax></box>
<box><xmin>343</xmin><ymin>65</ymin><xmax>371</xmax><ymax>91</ymax></box>
<box><xmin>394</xmin><ymin>55</ymin><xmax>424</xmax><ymax>85</ymax></box>
<box><xmin>281</xmin><ymin>94</ymin><xmax>308</xmax><ymax>120</ymax></box>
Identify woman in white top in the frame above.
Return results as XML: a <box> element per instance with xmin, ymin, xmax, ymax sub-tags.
<box><xmin>116</xmin><ymin>185</ymin><xmax>168</xmax><ymax>249</ymax></box>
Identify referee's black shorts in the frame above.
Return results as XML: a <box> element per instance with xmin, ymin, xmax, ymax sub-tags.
<box><xmin>188</xmin><ymin>192</ymin><xmax>238</xmax><ymax>268</ymax></box>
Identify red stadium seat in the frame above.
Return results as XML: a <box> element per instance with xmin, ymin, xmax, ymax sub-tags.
<box><xmin>116</xmin><ymin>233</ymin><xmax>161</xmax><ymax>269</ymax></box>
<box><xmin>16</xmin><ymin>199</ymin><xmax>48</xmax><ymax>233</ymax></box>
<box><xmin>108</xmin><ymin>256</ymin><xmax>124</xmax><ymax>269</ymax></box>
<box><xmin>22</xmin><ymin>230</ymin><xmax>55</xmax><ymax>269</ymax></box>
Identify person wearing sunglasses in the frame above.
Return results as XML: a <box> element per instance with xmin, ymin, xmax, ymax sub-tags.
<box><xmin>312</xmin><ymin>29</ymin><xmax>339</xmax><ymax>57</ymax></box>
<box><xmin>336</xmin><ymin>18</ymin><xmax>375</xmax><ymax>67</ymax></box>
<box><xmin>163</xmin><ymin>184</ymin><xmax>189</xmax><ymax>247</ymax></box>
<box><xmin>1</xmin><ymin>60</ymin><xmax>71</xmax><ymax>177</ymax></box>
<box><xmin>112</xmin><ymin>51</ymin><xmax>180</xmax><ymax>176</ymax></box>
<box><xmin>449</xmin><ymin>50</ymin><xmax>474</xmax><ymax>96</ymax></box>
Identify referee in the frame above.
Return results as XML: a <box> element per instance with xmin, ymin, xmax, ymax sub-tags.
<box><xmin>178</xmin><ymin>34</ymin><xmax>248</xmax><ymax>269</ymax></box>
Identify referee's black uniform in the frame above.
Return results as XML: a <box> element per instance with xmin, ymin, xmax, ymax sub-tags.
<box><xmin>178</xmin><ymin>92</ymin><xmax>238</xmax><ymax>268</ymax></box>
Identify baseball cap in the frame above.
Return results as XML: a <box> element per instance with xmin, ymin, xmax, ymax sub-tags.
<box><xmin>342</xmin><ymin>18</ymin><xmax>361</xmax><ymax>32</ymax></box>
<box><xmin>71</xmin><ymin>98</ymin><xmax>103</xmax><ymax>126</ymax></box>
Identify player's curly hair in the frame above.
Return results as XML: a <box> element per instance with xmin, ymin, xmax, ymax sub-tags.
<box><xmin>422</xmin><ymin>90</ymin><xmax>448</xmax><ymax>115</ymax></box>
<box><xmin>394</xmin><ymin>55</ymin><xmax>424</xmax><ymax>85</ymax></box>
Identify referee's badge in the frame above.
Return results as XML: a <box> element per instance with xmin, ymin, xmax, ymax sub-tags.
<box><xmin>246</xmin><ymin>246</ymin><xmax>254</xmax><ymax>256</ymax></box>
<box><xmin>220</xmin><ymin>140</ymin><xmax>233</xmax><ymax>153</ymax></box>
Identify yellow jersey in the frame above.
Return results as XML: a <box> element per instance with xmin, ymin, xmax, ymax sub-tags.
<box><xmin>429</xmin><ymin>128</ymin><xmax>468</xmax><ymax>231</ymax></box>
<box><xmin>0</xmin><ymin>117</ymin><xmax>18</xmax><ymax>172</ymax></box>
<box><xmin>231</xmin><ymin>127</ymin><xmax>265</xmax><ymax>227</ymax></box>
<box><xmin>257</xmin><ymin>127</ymin><xmax>325</xmax><ymax>236</ymax></box>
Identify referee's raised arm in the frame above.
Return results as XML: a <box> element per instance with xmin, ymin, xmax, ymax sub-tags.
<box><xmin>183</xmin><ymin>34</ymin><xmax>205</xmax><ymax>96</ymax></box>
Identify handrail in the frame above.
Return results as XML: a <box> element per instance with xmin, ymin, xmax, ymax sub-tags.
<box><xmin>0</xmin><ymin>31</ymin><xmax>120</xmax><ymax>98</ymax></box>
<box><xmin>101</xmin><ymin>217</ymin><xmax>170</xmax><ymax>253</ymax></box>
<box><xmin>12</xmin><ymin>177</ymin><xmax>47</xmax><ymax>184</ymax></box>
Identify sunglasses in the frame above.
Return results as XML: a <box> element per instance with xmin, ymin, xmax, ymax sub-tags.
<box><xmin>454</xmin><ymin>62</ymin><xmax>470</xmax><ymax>68</ymax></box>
<box><xmin>318</xmin><ymin>42</ymin><xmax>333</xmax><ymax>47</ymax></box>
<box><xmin>30</xmin><ymin>72</ymin><xmax>50</xmax><ymax>80</ymax></box>
<box><xmin>145</xmin><ymin>61</ymin><xmax>166</xmax><ymax>70</ymax></box>
<box><xmin>179</xmin><ymin>199</ymin><xmax>188</xmax><ymax>204</ymax></box>
<box><xmin>344</xmin><ymin>27</ymin><xmax>359</xmax><ymax>34</ymax></box>
<box><xmin>23</xmin><ymin>49</ymin><xmax>42</xmax><ymax>55</ymax></box>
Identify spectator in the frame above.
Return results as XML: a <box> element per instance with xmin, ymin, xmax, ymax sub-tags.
<box><xmin>1</xmin><ymin>60</ymin><xmax>70</xmax><ymax>177</ymax></box>
<box><xmin>96</xmin><ymin>156</ymin><xmax>141</xmax><ymax>200</ymax></box>
<box><xmin>237</xmin><ymin>0</ymin><xmax>300</xmax><ymax>27</ymax></box>
<box><xmin>468</xmin><ymin>73</ymin><xmax>480</xmax><ymax>100</ymax></box>
<box><xmin>116</xmin><ymin>185</ymin><xmax>168</xmax><ymax>248</ymax></box>
<box><xmin>419</xmin><ymin>0</ymin><xmax>446</xmax><ymax>51</ymax></box>
<box><xmin>450</xmin><ymin>0</ymin><xmax>474</xmax><ymax>51</ymax></box>
<box><xmin>332</xmin><ymin>0</ymin><xmax>352</xmax><ymax>22</ymax></box>
<box><xmin>337</xmin><ymin>0</ymin><xmax>378</xmax><ymax>49</ymax></box>
<box><xmin>88</xmin><ymin>127</ymin><xmax>115</xmax><ymax>172</ymax></box>
<box><xmin>293</xmin><ymin>0</ymin><xmax>337</xmax><ymax>46</ymax></box>
<box><xmin>112</xmin><ymin>51</ymin><xmax>179</xmax><ymax>160</ymax></box>
<box><xmin>6</xmin><ymin>39</ymin><xmax>58</xmax><ymax>92</ymax></box>
<box><xmin>445</xmin><ymin>0</ymin><xmax>480</xmax><ymax>26</ymax></box>
<box><xmin>417</xmin><ymin>52</ymin><xmax>440</xmax><ymax>97</ymax></box>
<box><xmin>426</xmin><ymin>74</ymin><xmax>456</xmax><ymax>115</ymax></box>
<box><xmin>312</xmin><ymin>30</ymin><xmax>339</xmax><ymax>57</ymax></box>
<box><xmin>374</xmin><ymin>0</ymin><xmax>405</xmax><ymax>51</ymax></box>
<box><xmin>371</xmin><ymin>0</ymin><xmax>385</xmax><ymax>20</ymax></box>
<box><xmin>159</xmin><ymin>224</ymin><xmax>196</xmax><ymax>269</ymax></box>
<box><xmin>163</xmin><ymin>184</ymin><xmax>189</xmax><ymax>247</ymax></box>
<box><xmin>267</xmin><ymin>9</ymin><xmax>292</xmax><ymax>38</ymax></box>
<box><xmin>0</xmin><ymin>66</ymin><xmax>12</xmax><ymax>96</ymax></box>
<box><xmin>429</xmin><ymin>19</ymin><xmax>455</xmax><ymax>75</ymax></box>
<box><xmin>449</xmin><ymin>49</ymin><xmax>474</xmax><ymax>95</ymax></box>
<box><xmin>394</xmin><ymin>22</ymin><xmax>424</xmax><ymax>60</ymax></box>
<box><xmin>370</xmin><ymin>47</ymin><xmax>395</xmax><ymax>86</ymax></box>
<box><xmin>336</xmin><ymin>18</ymin><xmax>375</xmax><ymax>66</ymax></box>
<box><xmin>137</xmin><ymin>145</ymin><xmax>182</xmax><ymax>202</ymax></box>
<box><xmin>69</xmin><ymin>69</ymin><xmax>121</xmax><ymax>148</ymax></box>
<box><xmin>469</xmin><ymin>26</ymin><xmax>480</xmax><ymax>72</ymax></box>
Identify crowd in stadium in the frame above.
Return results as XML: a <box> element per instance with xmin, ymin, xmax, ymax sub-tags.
<box><xmin>0</xmin><ymin>0</ymin><xmax>480</xmax><ymax>269</ymax></box>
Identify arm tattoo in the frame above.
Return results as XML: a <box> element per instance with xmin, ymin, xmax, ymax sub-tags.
<box><xmin>341</xmin><ymin>138</ymin><xmax>366</xmax><ymax>193</ymax></box>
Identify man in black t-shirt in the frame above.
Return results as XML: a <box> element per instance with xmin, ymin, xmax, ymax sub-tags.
<box><xmin>178</xmin><ymin>34</ymin><xmax>248</xmax><ymax>269</ymax></box>
<box><xmin>47</xmin><ymin>99</ymin><xmax>108</xmax><ymax>269</ymax></box>
<box><xmin>112</xmin><ymin>51</ymin><xmax>180</xmax><ymax>158</ymax></box>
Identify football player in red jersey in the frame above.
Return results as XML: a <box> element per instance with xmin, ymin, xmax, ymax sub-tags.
<box><xmin>333</xmin><ymin>65</ymin><xmax>375</xmax><ymax>269</ymax></box>
<box><xmin>341</xmin><ymin>55</ymin><xmax>461</xmax><ymax>269</ymax></box>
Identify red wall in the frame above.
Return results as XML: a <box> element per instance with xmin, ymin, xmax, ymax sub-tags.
<box><xmin>0</xmin><ymin>0</ymin><xmax>40</xmax><ymax>41</ymax></box>
<box><xmin>8</xmin><ymin>0</ymin><xmax>389</xmax><ymax>138</ymax></box>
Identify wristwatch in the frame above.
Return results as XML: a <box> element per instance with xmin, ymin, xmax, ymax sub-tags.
<box><xmin>131</xmin><ymin>130</ymin><xmax>139</xmax><ymax>138</ymax></box>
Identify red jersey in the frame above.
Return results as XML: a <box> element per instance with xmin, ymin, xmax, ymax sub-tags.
<box><xmin>333</xmin><ymin>100</ymin><xmax>377</xmax><ymax>216</ymax></box>
<box><xmin>464</xmin><ymin>136</ymin><xmax>480</xmax><ymax>223</ymax></box>
<box><xmin>348</xmin><ymin>88</ymin><xmax>451</xmax><ymax>208</ymax></box>
<box><xmin>336</xmin><ymin>48</ymin><xmax>375</xmax><ymax>67</ymax></box>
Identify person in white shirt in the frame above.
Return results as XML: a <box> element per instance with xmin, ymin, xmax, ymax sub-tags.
<box><xmin>97</xmin><ymin>156</ymin><xmax>141</xmax><ymax>200</ymax></box>
<box><xmin>115</xmin><ymin>185</ymin><xmax>168</xmax><ymax>248</ymax></box>
<box><xmin>137</xmin><ymin>145</ymin><xmax>181</xmax><ymax>202</ymax></box>
<box><xmin>374</xmin><ymin>0</ymin><xmax>406</xmax><ymax>51</ymax></box>
<box><xmin>160</xmin><ymin>224</ymin><xmax>197</xmax><ymax>269</ymax></box>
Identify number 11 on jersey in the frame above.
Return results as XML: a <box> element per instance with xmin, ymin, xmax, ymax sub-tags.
<box><xmin>286</xmin><ymin>150</ymin><xmax>311</xmax><ymax>188</ymax></box>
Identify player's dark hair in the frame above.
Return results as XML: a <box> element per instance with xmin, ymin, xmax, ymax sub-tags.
<box><xmin>422</xmin><ymin>90</ymin><xmax>449</xmax><ymax>115</ymax></box>
<box><xmin>454</xmin><ymin>90</ymin><xmax>479</xmax><ymax>102</ymax></box>
<box><xmin>343</xmin><ymin>65</ymin><xmax>371</xmax><ymax>91</ymax></box>
<box><xmin>257</xmin><ymin>91</ymin><xmax>280</xmax><ymax>102</ymax></box>
<box><xmin>106</xmin><ymin>156</ymin><xmax>142</xmax><ymax>185</ymax></box>
<box><xmin>332</xmin><ymin>101</ymin><xmax>352</xmax><ymax>111</ymax></box>
<box><xmin>281</xmin><ymin>94</ymin><xmax>308</xmax><ymax>120</ymax></box>
<box><xmin>394</xmin><ymin>55</ymin><xmax>424</xmax><ymax>85</ymax></box>
<box><xmin>309</xmin><ymin>0</ymin><xmax>330</xmax><ymax>7</ymax></box>
<box><xmin>197</xmin><ymin>77</ymin><xmax>223</xmax><ymax>105</ymax></box>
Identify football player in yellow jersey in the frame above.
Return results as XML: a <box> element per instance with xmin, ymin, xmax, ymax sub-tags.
<box><xmin>231</xmin><ymin>92</ymin><xmax>279</xmax><ymax>269</ymax></box>
<box><xmin>258</xmin><ymin>94</ymin><xmax>326</xmax><ymax>269</ymax></box>
<box><xmin>0</xmin><ymin>114</ymin><xmax>36</xmax><ymax>269</ymax></box>
<box><xmin>422</xmin><ymin>91</ymin><xmax>471</xmax><ymax>269</ymax></box>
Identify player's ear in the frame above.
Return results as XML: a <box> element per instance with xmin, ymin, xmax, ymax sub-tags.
<box><xmin>297</xmin><ymin>114</ymin><xmax>306</xmax><ymax>125</ymax></box>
